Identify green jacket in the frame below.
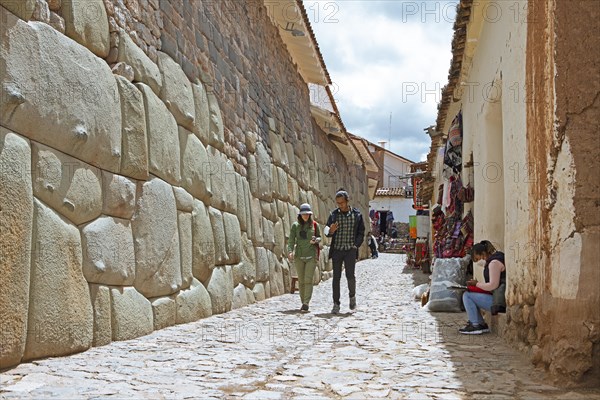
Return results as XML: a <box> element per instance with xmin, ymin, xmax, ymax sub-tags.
<box><xmin>288</xmin><ymin>220</ymin><xmax>321</xmax><ymax>259</ymax></box>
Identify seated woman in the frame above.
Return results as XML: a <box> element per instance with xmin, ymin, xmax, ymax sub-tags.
<box><xmin>459</xmin><ymin>240</ymin><xmax>506</xmax><ymax>335</ymax></box>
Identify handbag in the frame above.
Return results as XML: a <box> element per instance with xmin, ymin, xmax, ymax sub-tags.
<box><xmin>491</xmin><ymin>282</ymin><xmax>506</xmax><ymax>315</ymax></box>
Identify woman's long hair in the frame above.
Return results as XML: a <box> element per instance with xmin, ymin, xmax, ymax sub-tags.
<box><xmin>297</xmin><ymin>214</ymin><xmax>313</xmax><ymax>224</ymax></box>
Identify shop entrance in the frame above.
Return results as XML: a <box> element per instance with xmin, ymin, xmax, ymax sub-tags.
<box><xmin>378</xmin><ymin>210</ymin><xmax>389</xmax><ymax>236</ymax></box>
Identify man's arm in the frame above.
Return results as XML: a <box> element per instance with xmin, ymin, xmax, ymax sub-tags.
<box><xmin>325</xmin><ymin>212</ymin><xmax>335</xmax><ymax>237</ymax></box>
<box><xmin>354</xmin><ymin>212</ymin><xmax>366</xmax><ymax>247</ymax></box>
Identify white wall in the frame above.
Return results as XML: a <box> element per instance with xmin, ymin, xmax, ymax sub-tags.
<box><xmin>382</xmin><ymin>153</ymin><xmax>411</xmax><ymax>188</ymax></box>
<box><xmin>369</xmin><ymin>197</ymin><xmax>414</xmax><ymax>224</ymax></box>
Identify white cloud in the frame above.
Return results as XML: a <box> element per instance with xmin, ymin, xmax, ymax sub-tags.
<box><xmin>304</xmin><ymin>0</ymin><xmax>456</xmax><ymax>162</ymax></box>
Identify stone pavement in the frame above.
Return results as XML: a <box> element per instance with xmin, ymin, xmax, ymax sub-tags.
<box><xmin>1</xmin><ymin>254</ymin><xmax>599</xmax><ymax>400</ymax></box>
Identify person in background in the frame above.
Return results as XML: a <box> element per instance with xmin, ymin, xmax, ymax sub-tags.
<box><xmin>287</xmin><ymin>203</ymin><xmax>321</xmax><ymax>313</ymax></box>
<box><xmin>367</xmin><ymin>232</ymin><xmax>379</xmax><ymax>259</ymax></box>
<box><xmin>459</xmin><ymin>240</ymin><xmax>506</xmax><ymax>335</ymax></box>
<box><xmin>324</xmin><ymin>189</ymin><xmax>365</xmax><ymax>314</ymax></box>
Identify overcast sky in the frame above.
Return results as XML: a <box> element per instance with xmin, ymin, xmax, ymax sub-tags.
<box><xmin>303</xmin><ymin>0</ymin><xmax>457</xmax><ymax>162</ymax></box>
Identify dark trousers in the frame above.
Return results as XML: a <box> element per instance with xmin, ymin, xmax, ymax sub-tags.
<box><xmin>331</xmin><ymin>248</ymin><xmax>357</xmax><ymax>305</ymax></box>
<box><xmin>368</xmin><ymin>241</ymin><xmax>378</xmax><ymax>257</ymax></box>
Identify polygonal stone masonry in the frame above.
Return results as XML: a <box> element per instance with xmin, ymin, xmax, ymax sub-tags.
<box><xmin>0</xmin><ymin>13</ymin><xmax>122</xmax><ymax>173</ymax></box>
<box><xmin>24</xmin><ymin>199</ymin><xmax>93</xmax><ymax>361</ymax></box>
<box><xmin>32</xmin><ymin>142</ymin><xmax>102</xmax><ymax>226</ymax></box>
<box><xmin>136</xmin><ymin>83</ymin><xmax>181</xmax><ymax>186</ymax></box>
<box><xmin>81</xmin><ymin>216</ymin><xmax>135</xmax><ymax>286</ymax></box>
<box><xmin>0</xmin><ymin>129</ymin><xmax>32</xmax><ymax>368</ymax></box>
<box><xmin>132</xmin><ymin>177</ymin><xmax>182</xmax><ymax>298</ymax></box>
<box><xmin>157</xmin><ymin>51</ymin><xmax>195</xmax><ymax>130</ymax></box>
<box><xmin>117</xmin><ymin>29</ymin><xmax>162</xmax><ymax>95</ymax></box>
<box><xmin>62</xmin><ymin>0</ymin><xmax>110</xmax><ymax>57</ymax></box>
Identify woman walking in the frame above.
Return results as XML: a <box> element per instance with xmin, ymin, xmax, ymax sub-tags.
<box><xmin>288</xmin><ymin>203</ymin><xmax>321</xmax><ymax>312</ymax></box>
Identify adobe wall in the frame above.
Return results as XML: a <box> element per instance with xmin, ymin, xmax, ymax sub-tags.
<box><xmin>0</xmin><ymin>0</ymin><xmax>370</xmax><ymax>369</ymax></box>
<box><xmin>525</xmin><ymin>0</ymin><xmax>600</xmax><ymax>387</ymax></box>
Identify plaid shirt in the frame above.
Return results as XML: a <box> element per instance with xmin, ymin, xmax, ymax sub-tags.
<box><xmin>333</xmin><ymin>210</ymin><xmax>355</xmax><ymax>250</ymax></box>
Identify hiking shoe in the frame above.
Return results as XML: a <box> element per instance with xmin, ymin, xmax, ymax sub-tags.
<box><xmin>300</xmin><ymin>304</ymin><xmax>309</xmax><ymax>313</ymax></box>
<box><xmin>349</xmin><ymin>296</ymin><xmax>356</xmax><ymax>310</ymax></box>
<box><xmin>459</xmin><ymin>322</ymin><xmax>488</xmax><ymax>335</ymax></box>
<box><xmin>331</xmin><ymin>304</ymin><xmax>340</xmax><ymax>314</ymax></box>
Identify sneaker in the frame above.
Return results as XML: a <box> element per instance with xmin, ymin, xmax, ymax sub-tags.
<box><xmin>349</xmin><ymin>296</ymin><xmax>356</xmax><ymax>310</ymax></box>
<box><xmin>331</xmin><ymin>304</ymin><xmax>340</xmax><ymax>314</ymax></box>
<box><xmin>459</xmin><ymin>322</ymin><xmax>488</xmax><ymax>335</ymax></box>
<box><xmin>300</xmin><ymin>304</ymin><xmax>309</xmax><ymax>313</ymax></box>
<box><xmin>479</xmin><ymin>322</ymin><xmax>490</xmax><ymax>333</ymax></box>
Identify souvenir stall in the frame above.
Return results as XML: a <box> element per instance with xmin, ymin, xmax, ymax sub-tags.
<box><xmin>431</xmin><ymin>111</ymin><xmax>474</xmax><ymax>260</ymax></box>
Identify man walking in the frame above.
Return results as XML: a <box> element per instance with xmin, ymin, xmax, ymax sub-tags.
<box><xmin>325</xmin><ymin>189</ymin><xmax>365</xmax><ymax>314</ymax></box>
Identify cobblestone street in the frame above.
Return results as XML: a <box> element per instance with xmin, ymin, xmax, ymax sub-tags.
<box><xmin>1</xmin><ymin>254</ymin><xmax>599</xmax><ymax>400</ymax></box>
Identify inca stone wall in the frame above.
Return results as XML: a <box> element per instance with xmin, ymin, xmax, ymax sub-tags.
<box><xmin>0</xmin><ymin>0</ymin><xmax>370</xmax><ymax>368</ymax></box>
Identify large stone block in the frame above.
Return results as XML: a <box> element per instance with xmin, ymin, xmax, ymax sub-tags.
<box><xmin>176</xmin><ymin>278</ymin><xmax>212</xmax><ymax>324</ymax></box>
<box><xmin>232</xmin><ymin>283</ymin><xmax>248</xmax><ymax>310</ymax></box>
<box><xmin>236</xmin><ymin>175</ymin><xmax>248</xmax><ymax>232</ymax></box>
<box><xmin>209</xmin><ymin>207</ymin><xmax>228</xmax><ymax>266</ymax></box>
<box><xmin>277</xmin><ymin>167</ymin><xmax>289</xmax><ymax>201</ymax></box>
<box><xmin>82</xmin><ymin>216</ymin><xmax>135</xmax><ymax>286</ymax></box>
<box><xmin>179</xmin><ymin>127</ymin><xmax>211</xmax><ymax>204</ymax></box>
<box><xmin>157</xmin><ymin>52</ymin><xmax>195</xmax><ymax>130</ymax></box>
<box><xmin>132</xmin><ymin>177</ymin><xmax>182</xmax><ymax>297</ymax></box>
<box><xmin>0</xmin><ymin>129</ymin><xmax>32</xmax><ymax>368</ymax></box>
<box><xmin>191</xmin><ymin>199</ymin><xmax>215</xmax><ymax>283</ymax></box>
<box><xmin>62</xmin><ymin>0</ymin><xmax>109</xmax><ymax>57</ymax></box>
<box><xmin>206</xmin><ymin>146</ymin><xmax>235</xmax><ymax>212</ymax></box>
<box><xmin>89</xmin><ymin>284</ymin><xmax>111</xmax><ymax>347</ymax></box>
<box><xmin>32</xmin><ymin>142</ymin><xmax>102</xmax><ymax>226</ymax></box>
<box><xmin>223</xmin><ymin>212</ymin><xmax>242</xmax><ymax>265</ymax></box>
<box><xmin>0</xmin><ymin>13</ymin><xmax>121</xmax><ymax>173</ymax></box>
<box><xmin>250</xmin><ymin>196</ymin><xmax>263</xmax><ymax>246</ymax></box>
<box><xmin>281</xmin><ymin>259</ymin><xmax>291</xmax><ymax>294</ymax></box>
<box><xmin>269</xmin><ymin>130</ymin><xmax>283</xmax><ymax>167</ymax></box>
<box><xmin>172</xmin><ymin>187</ymin><xmax>194</xmax><ymax>212</ymax></box>
<box><xmin>263</xmin><ymin>217</ymin><xmax>275</xmax><ymax>250</ymax></box>
<box><xmin>207</xmin><ymin>91</ymin><xmax>224</xmax><ymax>151</ymax></box>
<box><xmin>268</xmin><ymin>251</ymin><xmax>284</xmax><ymax>297</ymax></box>
<box><xmin>102</xmin><ymin>171</ymin><xmax>136</xmax><ymax>220</ymax></box>
<box><xmin>178</xmin><ymin>211</ymin><xmax>193</xmax><ymax>289</ymax></box>
<box><xmin>245</xmin><ymin>288</ymin><xmax>256</xmax><ymax>305</ymax></box>
<box><xmin>136</xmin><ymin>83</ymin><xmax>181</xmax><ymax>185</ymax></box>
<box><xmin>255</xmin><ymin>247</ymin><xmax>269</xmax><ymax>282</ymax></box>
<box><xmin>260</xmin><ymin>200</ymin><xmax>274</xmax><ymax>221</ymax></box>
<box><xmin>274</xmin><ymin>219</ymin><xmax>285</xmax><ymax>259</ymax></box>
<box><xmin>192</xmin><ymin>80</ymin><xmax>210</xmax><ymax>145</ymax></box>
<box><xmin>255</xmin><ymin>142</ymin><xmax>273</xmax><ymax>201</ymax></box>
<box><xmin>206</xmin><ymin>266</ymin><xmax>233</xmax><ymax>315</ymax></box>
<box><xmin>285</xmin><ymin>142</ymin><xmax>295</xmax><ymax>174</ymax></box>
<box><xmin>24</xmin><ymin>199</ymin><xmax>93</xmax><ymax>361</ymax></box>
<box><xmin>110</xmin><ymin>287</ymin><xmax>153</xmax><ymax>341</ymax></box>
<box><xmin>252</xmin><ymin>282</ymin><xmax>266</xmax><ymax>302</ymax></box>
<box><xmin>243</xmin><ymin>178</ymin><xmax>252</xmax><ymax>238</ymax></box>
<box><xmin>0</xmin><ymin>0</ymin><xmax>35</xmax><ymax>20</ymax></box>
<box><xmin>117</xmin><ymin>29</ymin><xmax>162</xmax><ymax>94</ymax></box>
<box><xmin>247</xmin><ymin>154</ymin><xmax>258</xmax><ymax>198</ymax></box>
<box><xmin>150</xmin><ymin>296</ymin><xmax>176</xmax><ymax>331</ymax></box>
<box><xmin>115</xmin><ymin>76</ymin><xmax>148</xmax><ymax>180</ymax></box>
<box><xmin>232</xmin><ymin>232</ymin><xmax>256</xmax><ymax>289</ymax></box>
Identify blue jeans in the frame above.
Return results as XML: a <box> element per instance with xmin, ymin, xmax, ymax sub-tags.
<box><xmin>462</xmin><ymin>291</ymin><xmax>493</xmax><ymax>325</ymax></box>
